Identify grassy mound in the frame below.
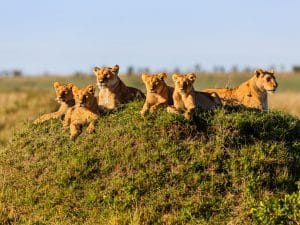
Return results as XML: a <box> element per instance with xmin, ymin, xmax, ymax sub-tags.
<box><xmin>0</xmin><ymin>101</ymin><xmax>299</xmax><ymax>225</ymax></box>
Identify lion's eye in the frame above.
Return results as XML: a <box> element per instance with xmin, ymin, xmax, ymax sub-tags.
<box><xmin>266</xmin><ymin>77</ymin><xmax>271</xmax><ymax>82</ymax></box>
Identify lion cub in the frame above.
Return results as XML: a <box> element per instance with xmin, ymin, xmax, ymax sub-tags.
<box><xmin>140</xmin><ymin>72</ymin><xmax>174</xmax><ymax>116</ymax></box>
<box><xmin>34</xmin><ymin>82</ymin><xmax>75</xmax><ymax>124</ymax></box>
<box><xmin>63</xmin><ymin>85</ymin><xmax>99</xmax><ymax>140</ymax></box>
<box><xmin>93</xmin><ymin>64</ymin><xmax>145</xmax><ymax>111</ymax></box>
<box><xmin>204</xmin><ymin>69</ymin><xmax>278</xmax><ymax>110</ymax></box>
<box><xmin>167</xmin><ymin>73</ymin><xmax>222</xmax><ymax>120</ymax></box>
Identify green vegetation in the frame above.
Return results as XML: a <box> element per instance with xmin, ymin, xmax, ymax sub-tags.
<box><xmin>252</xmin><ymin>182</ymin><xmax>300</xmax><ymax>225</ymax></box>
<box><xmin>1</xmin><ymin>101</ymin><xmax>299</xmax><ymax>224</ymax></box>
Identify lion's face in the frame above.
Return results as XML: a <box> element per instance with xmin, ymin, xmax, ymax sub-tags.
<box><xmin>142</xmin><ymin>73</ymin><xmax>167</xmax><ymax>94</ymax></box>
<box><xmin>255</xmin><ymin>69</ymin><xmax>278</xmax><ymax>93</ymax></box>
<box><xmin>54</xmin><ymin>82</ymin><xmax>74</xmax><ymax>103</ymax></box>
<box><xmin>93</xmin><ymin>65</ymin><xmax>119</xmax><ymax>88</ymax></box>
<box><xmin>172</xmin><ymin>73</ymin><xmax>196</xmax><ymax>94</ymax></box>
<box><xmin>72</xmin><ymin>85</ymin><xmax>96</xmax><ymax>107</ymax></box>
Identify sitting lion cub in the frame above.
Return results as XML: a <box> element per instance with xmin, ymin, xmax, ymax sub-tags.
<box><xmin>34</xmin><ymin>82</ymin><xmax>75</xmax><ymax>124</ymax></box>
<box><xmin>204</xmin><ymin>69</ymin><xmax>278</xmax><ymax>110</ymax></box>
<box><xmin>93</xmin><ymin>64</ymin><xmax>145</xmax><ymax>111</ymax></box>
<box><xmin>167</xmin><ymin>73</ymin><xmax>222</xmax><ymax>120</ymax></box>
<box><xmin>63</xmin><ymin>85</ymin><xmax>99</xmax><ymax>140</ymax></box>
<box><xmin>140</xmin><ymin>72</ymin><xmax>174</xmax><ymax>116</ymax></box>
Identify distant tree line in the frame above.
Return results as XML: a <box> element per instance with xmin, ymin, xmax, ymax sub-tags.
<box><xmin>0</xmin><ymin>70</ymin><xmax>23</xmax><ymax>77</ymax></box>
<box><xmin>1</xmin><ymin>64</ymin><xmax>299</xmax><ymax>77</ymax></box>
<box><xmin>124</xmin><ymin>64</ymin><xmax>286</xmax><ymax>74</ymax></box>
<box><xmin>293</xmin><ymin>66</ymin><xmax>300</xmax><ymax>73</ymax></box>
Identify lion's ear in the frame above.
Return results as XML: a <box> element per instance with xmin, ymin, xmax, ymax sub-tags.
<box><xmin>158</xmin><ymin>72</ymin><xmax>167</xmax><ymax>80</ymax></box>
<box><xmin>86</xmin><ymin>85</ymin><xmax>95</xmax><ymax>94</ymax></box>
<box><xmin>269</xmin><ymin>69</ymin><xmax>274</xmax><ymax>74</ymax></box>
<box><xmin>112</xmin><ymin>64</ymin><xmax>119</xmax><ymax>75</ymax></box>
<box><xmin>187</xmin><ymin>73</ymin><xmax>196</xmax><ymax>82</ymax></box>
<box><xmin>72</xmin><ymin>85</ymin><xmax>79</xmax><ymax>94</ymax></box>
<box><xmin>255</xmin><ymin>69</ymin><xmax>264</xmax><ymax>77</ymax></box>
<box><xmin>54</xmin><ymin>82</ymin><xmax>61</xmax><ymax>89</ymax></box>
<box><xmin>93</xmin><ymin>66</ymin><xmax>100</xmax><ymax>75</ymax></box>
<box><xmin>67</xmin><ymin>83</ymin><xmax>74</xmax><ymax>90</ymax></box>
<box><xmin>172</xmin><ymin>73</ymin><xmax>180</xmax><ymax>81</ymax></box>
<box><xmin>142</xmin><ymin>73</ymin><xmax>149</xmax><ymax>82</ymax></box>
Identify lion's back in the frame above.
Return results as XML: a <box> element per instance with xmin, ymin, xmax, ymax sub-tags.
<box><xmin>121</xmin><ymin>85</ymin><xmax>145</xmax><ymax>103</ymax></box>
<box><xmin>195</xmin><ymin>91</ymin><xmax>222</xmax><ymax>110</ymax></box>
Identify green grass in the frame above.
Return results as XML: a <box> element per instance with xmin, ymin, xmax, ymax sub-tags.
<box><xmin>0</xmin><ymin>101</ymin><xmax>299</xmax><ymax>224</ymax></box>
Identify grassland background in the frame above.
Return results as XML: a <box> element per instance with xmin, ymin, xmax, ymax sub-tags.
<box><xmin>0</xmin><ymin>72</ymin><xmax>299</xmax><ymax>147</ymax></box>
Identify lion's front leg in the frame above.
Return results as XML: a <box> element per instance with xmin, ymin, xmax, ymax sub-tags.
<box><xmin>140</xmin><ymin>102</ymin><xmax>150</xmax><ymax>116</ymax></box>
<box><xmin>182</xmin><ymin>95</ymin><xmax>196</xmax><ymax>120</ymax></box>
<box><xmin>86</xmin><ymin>114</ymin><xmax>98</xmax><ymax>134</ymax></box>
<box><xmin>149</xmin><ymin>100</ymin><xmax>167</xmax><ymax>113</ymax></box>
<box><xmin>62</xmin><ymin>109</ymin><xmax>72</xmax><ymax>131</ymax></box>
<box><xmin>184</xmin><ymin>107</ymin><xmax>195</xmax><ymax>120</ymax></box>
<box><xmin>86</xmin><ymin>122</ymin><xmax>95</xmax><ymax>134</ymax></box>
<box><xmin>70</xmin><ymin>123</ymin><xmax>81</xmax><ymax>140</ymax></box>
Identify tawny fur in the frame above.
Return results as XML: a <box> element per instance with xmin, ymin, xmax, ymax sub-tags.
<box><xmin>204</xmin><ymin>69</ymin><xmax>278</xmax><ymax>110</ymax></box>
<box><xmin>167</xmin><ymin>73</ymin><xmax>222</xmax><ymax>120</ymax></box>
<box><xmin>34</xmin><ymin>82</ymin><xmax>75</xmax><ymax>124</ymax></box>
<box><xmin>93</xmin><ymin>64</ymin><xmax>145</xmax><ymax>111</ymax></box>
<box><xmin>140</xmin><ymin>72</ymin><xmax>174</xmax><ymax>116</ymax></box>
<box><xmin>63</xmin><ymin>85</ymin><xmax>99</xmax><ymax>140</ymax></box>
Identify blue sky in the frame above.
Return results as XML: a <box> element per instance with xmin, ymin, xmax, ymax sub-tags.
<box><xmin>0</xmin><ymin>0</ymin><xmax>299</xmax><ymax>74</ymax></box>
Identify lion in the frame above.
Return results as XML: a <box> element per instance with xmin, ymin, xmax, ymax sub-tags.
<box><xmin>33</xmin><ymin>82</ymin><xmax>75</xmax><ymax>124</ymax></box>
<box><xmin>140</xmin><ymin>72</ymin><xmax>174</xmax><ymax>116</ymax></box>
<box><xmin>63</xmin><ymin>84</ymin><xmax>99</xmax><ymax>140</ymax></box>
<box><xmin>167</xmin><ymin>73</ymin><xmax>222</xmax><ymax>120</ymax></box>
<box><xmin>203</xmin><ymin>69</ymin><xmax>278</xmax><ymax>110</ymax></box>
<box><xmin>93</xmin><ymin>64</ymin><xmax>145</xmax><ymax>111</ymax></box>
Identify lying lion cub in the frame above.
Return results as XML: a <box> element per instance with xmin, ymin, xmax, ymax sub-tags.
<box><xmin>204</xmin><ymin>69</ymin><xmax>278</xmax><ymax>110</ymax></box>
<box><xmin>34</xmin><ymin>82</ymin><xmax>75</xmax><ymax>124</ymax></box>
<box><xmin>93</xmin><ymin>64</ymin><xmax>145</xmax><ymax>111</ymax></box>
<box><xmin>140</xmin><ymin>72</ymin><xmax>174</xmax><ymax>116</ymax></box>
<box><xmin>167</xmin><ymin>73</ymin><xmax>222</xmax><ymax>120</ymax></box>
<box><xmin>63</xmin><ymin>85</ymin><xmax>99</xmax><ymax>140</ymax></box>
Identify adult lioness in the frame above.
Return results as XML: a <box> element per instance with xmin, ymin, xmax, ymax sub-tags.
<box><xmin>204</xmin><ymin>69</ymin><xmax>278</xmax><ymax>110</ymax></box>
<box><xmin>34</xmin><ymin>82</ymin><xmax>75</xmax><ymax>124</ymax></box>
<box><xmin>93</xmin><ymin>64</ymin><xmax>145</xmax><ymax>111</ymax></box>
<box><xmin>140</xmin><ymin>72</ymin><xmax>174</xmax><ymax>116</ymax></box>
<box><xmin>167</xmin><ymin>73</ymin><xmax>222</xmax><ymax>120</ymax></box>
